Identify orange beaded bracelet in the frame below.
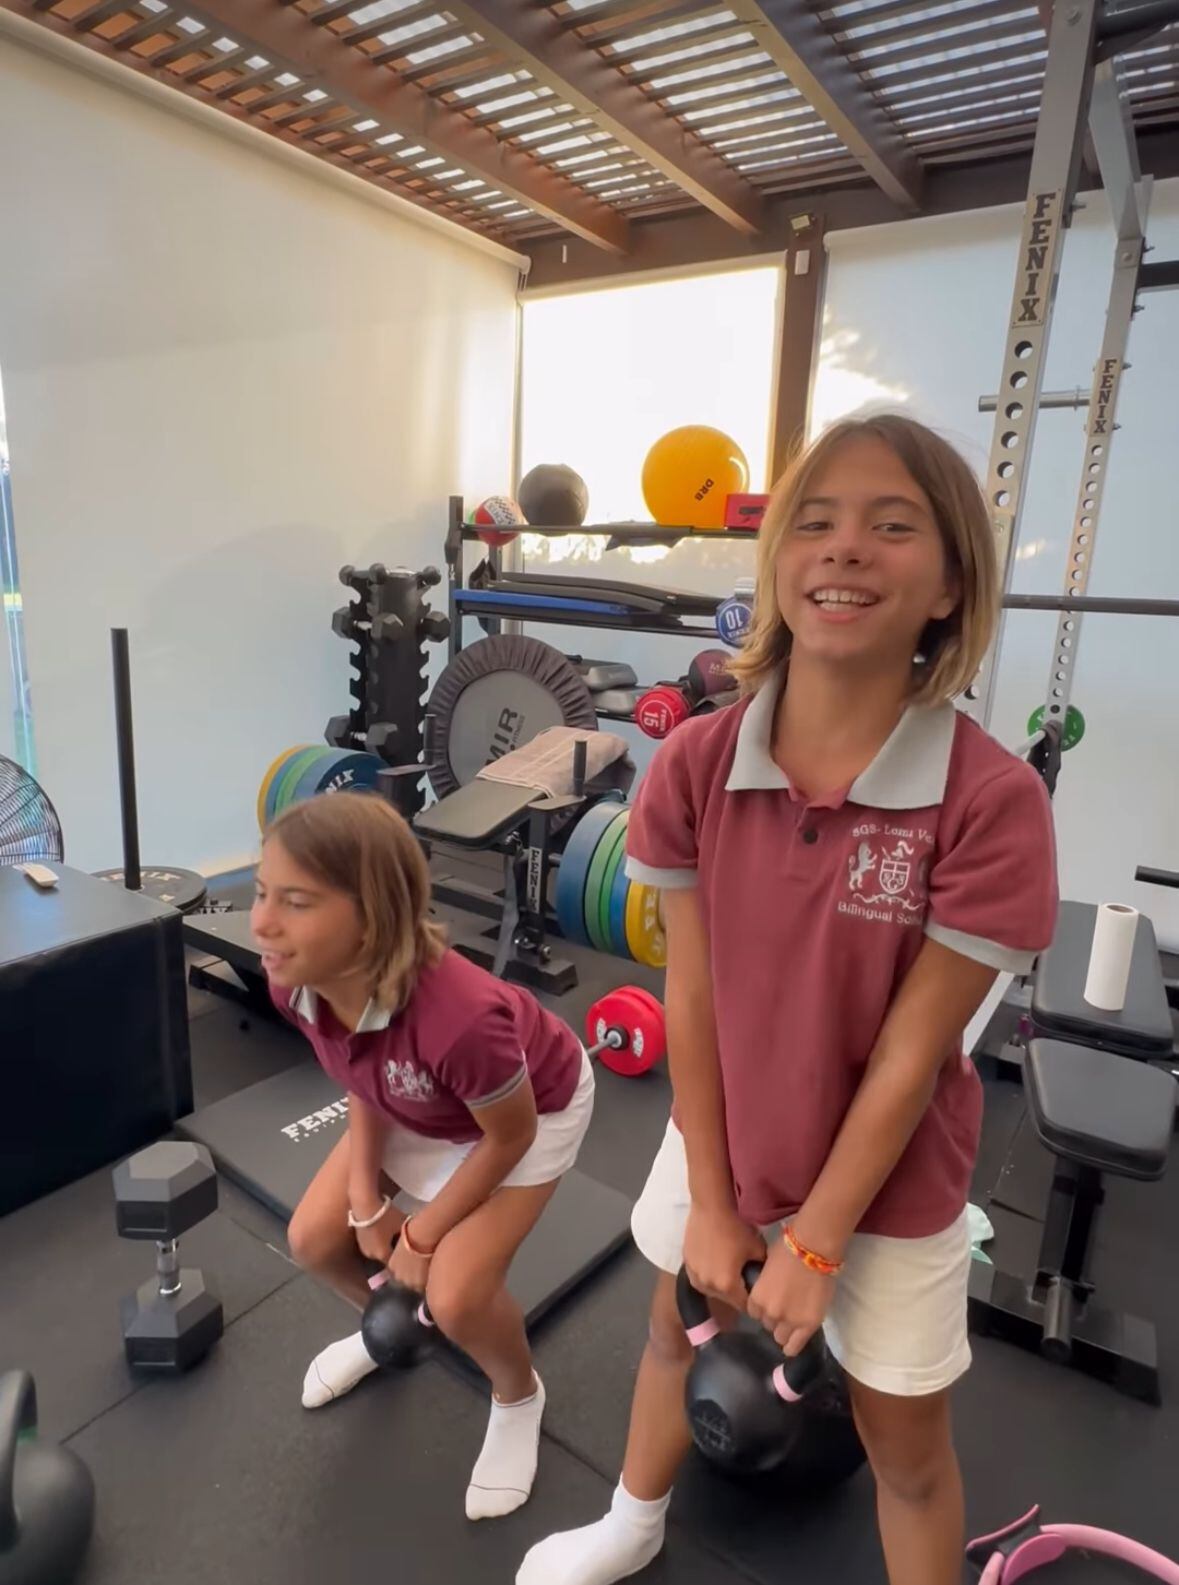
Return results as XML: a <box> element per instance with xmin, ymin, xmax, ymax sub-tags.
<box><xmin>783</xmin><ymin>1224</ymin><xmax>844</xmax><ymax>1277</ymax></box>
<box><xmin>400</xmin><ymin>1216</ymin><xmax>436</xmax><ymax>1259</ymax></box>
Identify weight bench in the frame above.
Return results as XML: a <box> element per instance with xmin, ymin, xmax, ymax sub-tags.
<box><xmin>414</xmin><ymin>730</ymin><xmax>632</xmax><ymax>994</ymax></box>
<box><xmin>969</xmin><ymin>1038</ymin><xmax>1177</xmax><ymax>1403</ymax></box>
<box><xmin>1031</xmin><ymin>900</ymin><xmax>1173</xmax><ymax>1064</ymax></box>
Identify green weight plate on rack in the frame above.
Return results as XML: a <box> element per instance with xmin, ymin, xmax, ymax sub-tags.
<box><xmin>1027</xmin><ymin>703</ymin><xmax>1085</xmax><ymax>751</ymax></box>
<box><xmin>264</xmin><ymin>745</ymin><xmax>312</xmax><ymax>825</ymax></box>
<box><xmin>556</xmin><ymin>797</ymin><xmax>625</xmax><ymax>948</ymax></box>
<box><xmin>597</xmin><ymin>812</ymin><xmax>632</xmax><ymax>956</ymax></box>
<box><xmin>274</xmin><ymin>746</ymin><xmax>333</xmax><ymax>818</ymax></box>
<box><xmin>585</xmin><ymin>808</ymin><xmax>629</xmax><ymax>953</ymax></box>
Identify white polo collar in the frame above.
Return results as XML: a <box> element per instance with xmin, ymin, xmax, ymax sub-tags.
<box><xmin>724</xmin><ymin>665</ymin><xmax>957</xmax><ymax>809</ymax></box>
<box><xmin>290</xmin><ymin>986</ymin><xmax>393</xmax><ymax>1033</ymax></box>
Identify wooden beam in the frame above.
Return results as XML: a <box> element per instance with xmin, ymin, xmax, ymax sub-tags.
<box><xmin>520</xmin><ymin>127</ymin><xmax>1179</xmax><ymax>287</ymax></box>
<box><xmin>725</xmin><ymin>0</ymin><xmax>925</xmax><ymax>211</ymax></box>
<box><xmin>444</xmin><ymin>0</ymin><xmax>766</xmax><ymax>236</ymax></box>
<box><xmin>770</xmin><ymin>217</ymin><xmax>825</xmax><ymax>478</ymax></box>
<box><xmin>11</xmin><ymin>0</ymin><xmax>631</xmax><ymax>252</ymax></box>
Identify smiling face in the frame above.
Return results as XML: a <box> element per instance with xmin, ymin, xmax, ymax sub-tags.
<box><xmin>774</xmin><ymin>434</ymin><xmax>960</xmax><ymax>678</ymax></box>
<box><xmin>250</xmin><ymin>835</ymin><xmax>367</xmax><ymax>991</ymax></box>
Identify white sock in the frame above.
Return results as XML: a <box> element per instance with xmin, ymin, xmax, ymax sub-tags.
<box><xmin>301</xmin><ymin>1330</ymin><xmax>379</xmax><ymax>1408</ymax></box>
<box><xmin>515</xmin><ymin>1480</ymin><xmax>670</xmax><ymax>1584</ymax></box>
<box><xmin>466</xmin><ymin>1374</ymin><xmax>547</xmax><ymax>1521</ymax></box>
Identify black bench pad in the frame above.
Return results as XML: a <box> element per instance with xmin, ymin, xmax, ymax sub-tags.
<box><xmin>1032</xmin><ymin>900</ymin><xmax>1172</xmax><ymax>1056</ymax></box>
<box><xmin>1026</xmin><ymin>1038</ymin><xmax>1176</xmax><ymax>1180</ymax></box>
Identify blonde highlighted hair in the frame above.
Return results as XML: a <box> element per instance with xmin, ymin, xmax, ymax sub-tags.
<box><xmin>265</xmin><ymin>792</ymin><xmax>446</xmax><ymax>1011</ymax></box>
<box><xmin>728</xmin><ymin>413</ymin><xmax>999</xmax><ymax>705</ymax></box>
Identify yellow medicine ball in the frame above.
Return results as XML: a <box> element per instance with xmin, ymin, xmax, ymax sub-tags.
<box><xmin>641</xmin><ymin>425</ymin><xmax>750</xmax><ymax>531</ymax></box>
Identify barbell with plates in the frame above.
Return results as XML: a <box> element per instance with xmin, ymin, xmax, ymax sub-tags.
<box><xmin>585</xmin><ymin>986</ymin><xmax>667</xmax><ymax>1077</ymax></box>
<box><xmin>255</xmin><ymin>744</ymin><xmax>389</xmax><ymax>830</ymax></box>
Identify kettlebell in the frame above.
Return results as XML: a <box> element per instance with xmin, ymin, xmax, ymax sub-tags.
<box><xmin>676</xmin><ymin>1264</ymin><xmax>829</xmax><ymax>1474</ymax></box>
<box><xmin>0</xmin><ymin>1370</ymin><xmax>94</xmax><ymax>1585</ymax></box>
<box><xmin>360</xmin><ymin>1274</ymin><xmax>437</xmax><ymax>1369</ymax></box>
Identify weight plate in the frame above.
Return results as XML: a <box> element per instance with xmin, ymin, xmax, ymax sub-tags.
<box><xmin>586</xmin><ymin>809</ymin><xmax>630</xmax><ymax>952</ymax></box>
<box><xmin>556</xmin><ymin>798</ymin><xmax>626</xmax><ymax>947</ymax></box>
<box><xmin>424</xmin><ymin>635</ymin><xmax>598</xmax><ymax>800</ymax></box>
<box><xmin>607</xmin><ymin>847</ymin><xmax>634</xmax><ymax>960</ymax></box>
<box><xmin>263</xmin><ymin>746</ymin><xmax>310</xmax><ymax>827</ymax></box>
<box><xmin>257</xmin><ymin>748</ymin><xmax>297</xmax><ymax>832</ymax></box>
<box><xmin>587</xmin><ymin>985</ymin><xmax>666</xmax><ymax>1077</ymax></box>
<box><xmin>597</xmin><ymin>813</ymin><xmax>632</xmax><ymax>955</ymax></box>
<box><xmin>273</xmin><ymin>747</ymin><xmax>333</xmax><ymax>819</ymax></box>
<box><xmin>95</xmin><ymin>866</ymin><xmax>208</xmax><ymax>914</ymax></box>
<box><xmin>1027</xmin><ymin>703</ymin><xmax>1086</xmax><ymax>751</ymax></box>
<box><xmin>290</xmin><ymin>748</ymin><xmax>387</xmax><ymax>807</ymax></box>
<box><xmin>625</xmin><ymin>880</ymin><xmax>667</xmax><ymax>968</ymax></box>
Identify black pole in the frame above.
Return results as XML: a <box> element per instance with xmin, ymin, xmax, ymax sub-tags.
<box><xmin>110</xmin><ymin>627</ymin><xmax>142</xmax><ymax>891</ymax></box>
<box><xmin>1002</xmin><ymin>594</ymin><xmax>1179</xmax><ymax>617</ymax></box>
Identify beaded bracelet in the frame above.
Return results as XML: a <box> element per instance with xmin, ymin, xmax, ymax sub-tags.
<box><xmin>783</xmin><ymin>1223</ymin><xmax>844</xmax><ymax>1277</ymax></box>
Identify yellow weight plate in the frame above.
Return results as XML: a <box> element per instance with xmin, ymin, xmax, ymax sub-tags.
<box><xmin>625</xmin><ymin>880</ymin><xmax>666</xmax><ymax>968</ymax></box>
<box><xmin>257</xmin><ymin>747</ymin><xmax>302</xmax><ymax>832</ymax></box>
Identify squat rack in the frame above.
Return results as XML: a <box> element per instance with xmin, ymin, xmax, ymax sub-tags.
<box><xmin>970</xmin><ymin>0</ymin><xmax>1179</xmax><ymax>737</ymax></box>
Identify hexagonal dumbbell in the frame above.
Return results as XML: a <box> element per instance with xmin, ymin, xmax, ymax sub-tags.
<box><xmin>112</xmin><ymin>1141</ymin><xmax>224</xmax><ymax>1374</ymax></box>
<box><xmin>419</xmin><ymin>609</ymin><xmax>451</xmax><ymax>644</ymax></box>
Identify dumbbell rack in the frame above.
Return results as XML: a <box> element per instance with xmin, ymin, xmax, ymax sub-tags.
<box><xmin>325</xmin><ymin>563</ymin><xmax>450</xmax><ymax>822</ymax></box>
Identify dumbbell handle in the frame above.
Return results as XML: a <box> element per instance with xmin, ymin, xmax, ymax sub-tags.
<box><xmin>156</xmin><ymin>1239</ymin><xmax>182</xmax><ymax>1298</ymax></box>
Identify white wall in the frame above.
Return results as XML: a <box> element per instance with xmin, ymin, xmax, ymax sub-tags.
<box><xmin>814</xmin><ymin>181</ymin><xmax>1179</xmax><ymax>948</ymax></box>
<box><xmin>0</xmin><ymin>35</ymin><xmax>520</xmax><ymax>872</ymax></box>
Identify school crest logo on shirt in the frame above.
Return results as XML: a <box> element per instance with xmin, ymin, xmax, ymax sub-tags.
<box><xmin>384</xmin><ymin>1058</ymin><xmax>437</xmax><ymax>1102</ymax></box>
<box><xmin>841</xmin><ymin>825</ymin><xmax>933</xmax><ymax>926</ymax></box>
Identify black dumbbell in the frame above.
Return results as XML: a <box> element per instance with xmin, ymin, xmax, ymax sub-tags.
<box><xmin>687</xmin><ymin>648</ymin><xmax>734</xmax><ymax>702</ymax></box>
<box><xmin>366</xmin><ymin>721</ymin><xmax>400</xmax><ymax>760</ymax></box>
<box><xmin>325</xmin><ymin>714</ymin><xmax>356</xmax><ymax>748</ymax></box>
<box><xmin>112</xmin><ymin>1141</ymin><xmax>224</xmax><ymax>1373</ymax></box>
<box><xmin>417</xmin><ymin>566</ymin><xmax>442</xmax><ymax>589</ymax></box>
<box><xmin>361</xmin><ymin>1273</ymin><xmax>437</xmax><ymax>1368</ymax></box>
<box><xmin>676</xmin><ymin>1263</ymin><xmax>829</xmax><ymax>1474</ymax></box>
<box><xmin>419</xmin><ymin>609</ymin><xmax>451</xmax><ymax>643</ymax></box>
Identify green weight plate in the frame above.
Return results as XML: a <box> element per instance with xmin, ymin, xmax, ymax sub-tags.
<box><xmin>1027</xmin><ymin>703</ymin><xmax>1085</xmax><ymax>751</ymax></box>
<box><xmin>273</xmin><ymin>746</ymin><xmax>333</xmax><ymax>818</ymax></box>
<box><xmin>556</xmin><ymin>797</ymin><xmax>625</xmax><ymax>947</ymax></box>
<box><xmin>598</xmin><ymin>813</ymin><xmax>632</xmax><ymax>956</ymax></box>
<box><xmin>607</xmin><ymin>851</ymin><xmax>633</xmax><ymax>960</ymax></box>
<box><xmin>586</xmin><ymin>809</ymin><xmax>629</xmax><ymax>953</ymax></box>
<box><xmin>265</xmin><ymin>745</ymin><xmax>312</xmax><ymax>825</ymax></box>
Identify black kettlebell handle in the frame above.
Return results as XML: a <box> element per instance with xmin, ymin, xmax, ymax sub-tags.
<box><xmin>675</xmin><ymin>1261</ymin><xmax>765</xmax><ymax>1333</ymax></box>
<box><xmin>675</xmin><ymin>1264</ymin><xmax>828</xmax><ymax>1399</ymax></box>
<box><xmin>370</xmin><ymin>1269</ymin><xmax>436</xmax><ymax>1329</ymax></box>
<box><xmin>0</xmin><ymin>1369</ymin><xmax>36</xmax><ymax>1551</ymax></box>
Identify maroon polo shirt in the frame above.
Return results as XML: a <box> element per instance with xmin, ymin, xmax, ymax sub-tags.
<box><xmin>270</xmin><ymin>948</ymin><xmax>582</xmax><ymax>1141</ymax></box>
<box><xmin>626</xmin><ymin>668</ymin><xmax>1058</xmax><ymax>1237</ymax></box>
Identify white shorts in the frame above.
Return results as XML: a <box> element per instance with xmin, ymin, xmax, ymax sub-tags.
<box><xmin>631</xmin><ymin>1120</ymin><xmax>973</xmax><ymax>1398</ymax></box>
<box><xmin>382</xmin><ymin>1049</ymin><xmax>595</xmax><ymax>1205</ymax></box>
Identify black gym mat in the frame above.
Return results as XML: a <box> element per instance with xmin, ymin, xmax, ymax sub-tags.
<box><xmin>64</xmin><ymin>1275</ymin><xmax>754</xmax><ymax>1585</ymax></box>
<box><xmin>178</xmin><ymin>1060</ymin><xmax>634</xmax><ymax>1330</ymax></box>
<box><xmin>0</xmin><ymin>1161</ymin><xmax>295</xmax><ymax>1445</ymax></box>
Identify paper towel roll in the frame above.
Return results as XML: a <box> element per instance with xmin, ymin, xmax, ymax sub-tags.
<box><xmin>1083</xmin><ymin>903</ymin><xmax>1139</xmax><ymax>1011</ymax></box>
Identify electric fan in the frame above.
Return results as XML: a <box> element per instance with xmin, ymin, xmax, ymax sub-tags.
<box><xmin>0</xmin><ymin>755</ymin><xmax>64</xmax><ymax>863</ymax></box>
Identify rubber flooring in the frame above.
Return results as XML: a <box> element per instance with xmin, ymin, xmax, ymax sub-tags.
<box><xmin>4</xmin><ymin>914</ymin><xmax>1177</xmax><ymax>1582</ymax></box>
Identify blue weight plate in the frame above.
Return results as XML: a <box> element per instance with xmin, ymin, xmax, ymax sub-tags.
<box><xmin>290</xmin><ymin>749</ymin><xmax>387</xmax><ymax>807</ymax></box>
<box><xmin>607</xmin><ymin>839</ymin><xmax>634</xmax><ymax>960</ymax></box>
<box><xmin>556</xmin><ymin>797</ymin><xmax>625</xmax><ymax>948</ymax></box>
